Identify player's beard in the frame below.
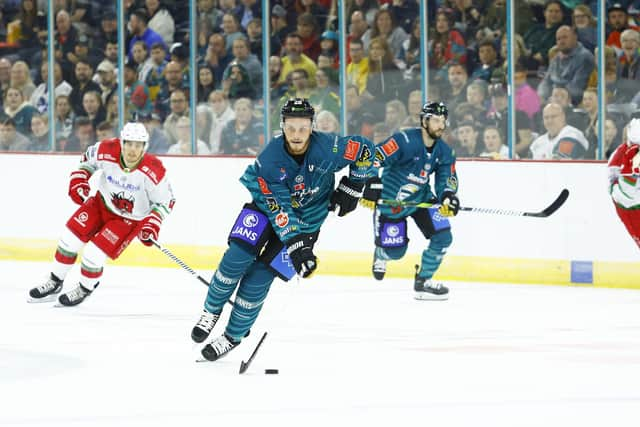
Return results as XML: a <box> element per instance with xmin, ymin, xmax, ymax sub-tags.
<box><xmin>427</xmin><ymin>127</ymin><xmax>443</xmax><ymax>140</ymax></box>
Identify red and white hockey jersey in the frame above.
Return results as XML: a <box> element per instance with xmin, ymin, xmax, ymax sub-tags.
<box><xmin>78</xmin><ymin>138</ymin><xmax>175</xmax><ymax>220</ymax></box>
<box><xmin>608</xmin><ymin>142</ymin><xmax>640</xmax><ymax>209</ymax></box>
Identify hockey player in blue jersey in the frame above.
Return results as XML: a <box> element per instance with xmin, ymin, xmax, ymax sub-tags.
<box><xmin>192</xmin><ymin>98</ymin><xmax>376</xmax><ymax>361</ymax></box>
<box><xmin>361</xmin><ymin>101</ymin><xmax>459</xmax><ymax>300</ymax></box>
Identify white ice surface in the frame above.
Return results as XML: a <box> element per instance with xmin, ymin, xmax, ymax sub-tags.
<box><xmin>1</xmin><ymin>260</ymin><xmax>640</xmax><ymax>427</ymax></box>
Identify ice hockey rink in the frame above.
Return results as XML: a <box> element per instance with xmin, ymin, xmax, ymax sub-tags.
<box><xmin>1</xmin><ymin>261</ymin><xmax>639</xmax><ymax>427</ymax></box>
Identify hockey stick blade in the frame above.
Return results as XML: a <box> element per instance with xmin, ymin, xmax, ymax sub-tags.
<box><xmin>239</xmin><ymin>331</ymin><xmax>268</xmax><ymax>374</ymax></box>
<box><xmin>523</xmin><ymin>188</ymin><xmax>569</xmax><ymax>218</ymax></box>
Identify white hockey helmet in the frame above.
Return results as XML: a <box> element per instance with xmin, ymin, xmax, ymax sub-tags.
<box><xmin>627</xmin><ymin>118</ymin><xmax>640</xmax><ymax>145</ymax></box>
<box><xmin>120</xmin><ymin>122</ymin><xmax>150</xmax><ymax>150</ymax></box>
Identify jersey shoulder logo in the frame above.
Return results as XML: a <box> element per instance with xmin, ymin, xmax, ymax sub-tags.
<box><xmin>381</xmin><ymin>138</ymin><xmax>399</xmax><ymax>156</ymax></box>
<box><xmin>344</xmin><ymin>139</ymin><xmax>361</xmax><ymax>161</ymax></box>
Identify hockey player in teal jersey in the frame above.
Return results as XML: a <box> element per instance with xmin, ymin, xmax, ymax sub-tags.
<box><xmin>361</xmin><ymin>101</ymin><xmax>459</xmax><ymax>300</ymax></box>
<box><xmin>192</xmin><ymin>98</ymin><xmax>376</xmax><ymax>361</ymax></box>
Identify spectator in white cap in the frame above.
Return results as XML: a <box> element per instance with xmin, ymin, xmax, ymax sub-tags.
<box><xmin>95</xmin><ymin>60</ymin><xmax>117</xmax><ymax>105</ymax></box>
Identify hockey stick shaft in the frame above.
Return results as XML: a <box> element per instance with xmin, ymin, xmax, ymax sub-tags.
<box><xmin>151</xmin><ymin>240</ymin><xmax>209</xmax><ymax>286</ymax></box>
<box><xmin>239</xmin><ymin>331</ymin><xmax>268</xmax><ymax>374</ymax></box>
<box><xmin>378</xmin><ymin>188</ymin><xmax>569</xmax><ymax>218</ymax></box>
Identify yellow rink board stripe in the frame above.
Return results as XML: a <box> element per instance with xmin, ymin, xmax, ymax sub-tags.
<box><xmin>1</xmin><ymin>239</ymin><xmax>638</xmax><ymax>289</ymax></box>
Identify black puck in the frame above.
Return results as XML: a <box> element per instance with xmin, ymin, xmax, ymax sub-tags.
<box><xmin>265</xmin><ymin>369</ymin><xmax>279</xmax><ymax>374</ymax></box>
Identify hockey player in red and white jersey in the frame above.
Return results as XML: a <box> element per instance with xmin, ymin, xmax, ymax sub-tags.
<box><xmin>608</xmin><ymin>118</ymin><xmax>640</xmax><ymax>249</ymax></box>
<box><xmin>28</xmin><ymin>122</ymin><xmax>175</xmax><ymax>306</ymax></box>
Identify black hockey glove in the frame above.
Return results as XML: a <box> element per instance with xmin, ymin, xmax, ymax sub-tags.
<box><xmin>360</xmin><ymin>177</ymin><xmax>383</xmax><ymax>209</ymax></box>
<box><xmin>328</xmin><ymin>176</ymin><xmax>364</xmax><ymax>217</ymax></box>
<box><xmin>286</xmin><ymin>234</ymin><xmax>318</xmax><ymax>278</ymax></box>
<box><xmin>439</xmin><ymin>191</ymin><xmax>460</xmax><ymax>217</ymax></box>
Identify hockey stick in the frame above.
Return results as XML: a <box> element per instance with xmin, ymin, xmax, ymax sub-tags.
<box><xmin>239</xmin><ymin>331</ymin><xmax>268</xmax><ymax>374</ymax></box>
<box><xmin>378</xmin><ymin>188</ymin><xmax>569</xmax><ymax>218</ymax></box>
<box><xmin>151</xmin><ymin>239</ymin><xmax>210</xmax><ymax>286</ymax></box>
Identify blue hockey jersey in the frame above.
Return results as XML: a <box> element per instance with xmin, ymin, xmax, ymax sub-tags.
<box><xmin>240</xmin><ymin>131</ymin><xmax>376</xmax><ymax>241</ymax></box>
<box><xmin>375</xmin><ymin>128</ymin><xmax>458</xmax><ymax>219</ymax></box>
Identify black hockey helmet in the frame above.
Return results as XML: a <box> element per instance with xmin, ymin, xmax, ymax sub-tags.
<box><xmin>281</xmin><ymin>98</ymin><xmax>315</xmax><ymax>120</ymax></box>
<box><xmin>420</xmin><ymin>101</ymin><xmax>448</xmax><ymax>121</ymax></box>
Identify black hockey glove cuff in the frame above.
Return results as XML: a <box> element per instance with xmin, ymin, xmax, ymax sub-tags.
<box><xmin>286</xmin><ymin>234</ymin><xmax>318</xmax><ymax>278</ymax></box>
<box><xmin>328</xmin><ymin>176</ymin><xmax>364</xmax><ymax>217</ymax></box>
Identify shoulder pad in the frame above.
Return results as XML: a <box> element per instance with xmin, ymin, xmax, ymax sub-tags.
<box><xmin>138</xmin><ymin>153</ymin><xmax>167</xmax><ymax>185</ymax></box>
<box><xmin>96</xmin><ymin>139</ymin><xmax>121</xmax><ymax>163</ymax></box>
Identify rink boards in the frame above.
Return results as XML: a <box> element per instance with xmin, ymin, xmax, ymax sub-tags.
<box><xmin>1</xmin><ymin>154</ymin><xmax>639</xmax><ymax>289</ymax></box>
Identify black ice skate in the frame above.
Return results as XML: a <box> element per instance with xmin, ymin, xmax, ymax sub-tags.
<box><xmin>58</xmin><ymin>283</ymin><xmax>95</xmax><ymax>306</ymax></box>
<box><xmin>413</xmin><ymin>265</ymin><xmax>449</xmax><ymax>301</ymax></box>
<box><xmin>28</xmin><ymin>273</ymin><xmax>63</xmax><ymax>302</ymax></box>
<box><xmin>372</xmin><ymin>256</ymin><xmax>386</xmax><ymax>281</ymax></box>
<box><xmin>201</xmin><ymin>333</ymin><xmax>240</xmax><ymax>361</ymax></box>
<box><xmin>191</xmin><ymin>310</ymin><xmax>220</xmax><ymax>343</ymax></box>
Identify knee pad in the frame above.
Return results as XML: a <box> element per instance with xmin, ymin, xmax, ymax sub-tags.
<box><xmin>378</xmin><ymin>245</ymin><xmax>408</xmax><ymax>261</ymax></box>
<box><xmin>228</xmin><ymin>203</ymin><xmax>274</xmax><ymax>255</ymax></box>
<box><xmin>430</xmin><ymin>229</ymin><xmax>453</xmax><ymax>252</ymax></box>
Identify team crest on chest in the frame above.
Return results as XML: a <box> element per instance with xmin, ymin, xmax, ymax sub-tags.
<box><xmin>111</xmin><ymin>191</ymin><xmax>135</xmax><ymax>214</ymax></box>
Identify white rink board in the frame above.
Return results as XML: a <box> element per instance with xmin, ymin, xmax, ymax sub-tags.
<box><xmin>1</xmin><ymin>154</ymin><xmax>637</xmax><ymax>262</ymax></box>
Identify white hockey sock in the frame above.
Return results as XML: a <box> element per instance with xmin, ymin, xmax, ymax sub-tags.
<box><xmin>52</xmin><ymin>228</ymin><xmax>84</xmax><ymax>280</ymax></box>
<box><xmin>78</xmin><ymin>242</ymin><xmax>107</xmax><ymax>290</ymax></box>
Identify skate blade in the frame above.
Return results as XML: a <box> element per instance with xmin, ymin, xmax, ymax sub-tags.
<box><xmin>414</xmin><ymin>292</ymin><xmax>449</xmax><ymax>301</ymax></box>
<box><xmin>27</xmin><ymin>294</ymin><xmax>60</xmax><ymax>304</ymax></box>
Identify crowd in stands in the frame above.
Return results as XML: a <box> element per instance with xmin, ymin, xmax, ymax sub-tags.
<box><xmin>0</xmin><ymin>0</ymin><xmax>636</xmax><ymax>159</ymax></box>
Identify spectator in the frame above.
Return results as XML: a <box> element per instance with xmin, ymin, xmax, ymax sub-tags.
<box><xmin>124</xmin><ymin>59</ymin><xmax>153</xmax><ymax>119</ymax></box>
<box><xmin>54</xmin><ymin>94</ymin><xmax>74</xmax><ymax>141</ymax></box>
<box><xmin>104</xmin><ymin>92</ymin><xmax>121</xmax><ymax>131</ymax></box>
<box><xmin>167</xmin><ymin>116</ymin><xmax>211</xmax><ymax>155</ymax></box>
<box><xmin>588</xmin><ymin>46</ymin><xmax>618</xmax><ymax>102</ymax></box>
<box><xmin>549</xmin><ymin>85</ymin><xmax>589</xmax><ymax>130</ymax></box>
<box><xmin>196</xmin><ymin>103</ymin><xmax>213</xmax><ymax>145</ymax></box>
<box><xmin>270</xmin><ymin>4</ymin><xmax>289</xmax><ymax>56</ymax></box>
<box><xmin>397</xmin><ymin>18</ymin><xmax>422</xmax><ymax>82</ymax></box>
<box><xmin>464</xmin><ymin>80</ymin><xmax>489</xmax><ymax>120</ymax></box>
<box><xmin>537</xmin><ymin>25</ymin><xmax>594</xmax><ymax>105</ymax></box>
<box><xmin>606</xmin><ymin>3</ymin><xmax>640</xmax><ymax>49</ymax></box>
<box><xmin>163</xmin><ymin>88</ymin><xmax>190</xmax><ymax>145</ymax></box>
<box><xmin>154</xmin><ymin>60</ymin><xmax>188</xmax><ymax>120</ymax></box>
<box><xmin>67</xmin><ymin>34</ymin><xmax>101</xmax><ymax>72</ymax></box>
<box><xmin>384</xmin><ymin>99</ymin><xmax>408</xmax><ymax>135</ymax></box>
<box><xmin>428</xmin><ymin>8</ymin><xmax>467</xmax><ymax>86</ymax></box>
<box><xmin>530</xmin><ymin>102</ymin><xmax>589</xmax><ymax>159</ymax></box>
<box><xmin>131</xmin><ymin>40</ymin><xmax>155</xmax><ymax>85</ymax></box>
<box><xmin>219</xmin><ymin>97</ymin><xmax>264</xmax><ymax>155</ymax></box>
<box><xmin>221</xmin><ymin>61</ymin><xmax>256</xmax><ymax>101</ymax></box>
<box><xmin>6</xmin><ymin>0</ymin><xmax>43</xmax><ymax>61</ymax></box>
<box><xmin>347</xmin><ymin>10</ymin><xmax>369</xmax><ymax>61</ymax></box>
<box><xmin>347</xmin><ymin>0</ymin><xmax>379</xmax><ymax>27</ymax></box>
<box><xmin>128</xmin><ymin>8</ymin><xmax>166</xmax><ymax>63</ymax></box>
<box><xmin>139</xmin><ymin>111</ymin><xmax>169</xmax><ymax>154</ymax></box>
<box><xmin>309</xmin><ymin>68</ymin><xmax>340</xmax><ymax>118</ymax></box>
<box><xmin>362</xmin><ymin>8</ymin><xmax>408</xmax><ymax>55</ymax></box>
<box><xmin>451</xmin><ymin>0</ymin><xmax>481</xmax><ymax>42</ymax></box>
<box><xmin>345</xmin><ymin>84</ymin><xmax>376</xmax><ymax>138</ymax></box>
<box><xmin>10</xmin><ymin>60</ymin><xmax>36</xmax><ymax>101</ymax></box>
<box><xmin>95</xmin><ymin>60</ymin><xmax>117</xmax><ymax>105</ymax></box>
<box><xmin>572</xmin><ymin>4</ymin><xmax>596</xmax><ymax>52</ymax></box>
<box><xmin>361</xmin><ymin>36</ymin><xmax>404</xmax><ymax>117</ymax></box>
<box><xmin>278</xmin><ymin>33</ymin><xmax>318</xmax><ymax>87</ymax></box>
<box><xmin>221</xmin><ymin>13</ymin><xmax>245</xmax><ymax>52</ymax></box>
<box><xmin>82</xmin><ymin>90</ymin><xmax>107</xmax><ymax>128</ymax></box>
<box><xmin>453</xmin><ymin>119</ymin><xmax>482</xmax><ymax>158</ymax></box>
<box><xmin>319</xmin><ymin>30</ymin><xmax>339</xmax><ymax>69</ymax></box>
<box><xmin>54</xmin><ymin>10</ymin><xmax>79</xmax><ymax>82</ymax></box>
<box><xmin>269</xmin><ymin>55</ymin><xmax>287</xmax><ymax>101</ymax></box>
<box><xmin>296</xmin><ymin>13</ymin><xmax>321</xmax><ymax>62</ymax></box>
<box><xmin>615</xmin><ymin>28</ymin><xmax>640</xmax><ymax>103</ymax></box>
<box><xmin>471</xmin><ymin>40</ymin><xmax>499</xmax><ymax>82</ymax></box>
<box><xmin>207</xmin><ymin>89</ymin><xmax>235</xmax><ymax>154</ymax></box>
<box><xmin>581</xmin><ymin>87</ymin><xmax>599</xmax><ymax>152</ymax></box>
<box><xmin>145</xmin><ymin>0</ymin><xmax>175</xmax><ymax>46</ymax></box>
<box><xmin>103</xmin><ymin>41</ymin><xmax>119</xmax><ymax>68</ymax></box>
<box><xmin>30</xmin><ymin>61</ymin><xmax>72</xmax><ymax>113</ymax></box>
<box><xmin>400</xmin><ymin>89</ymin><xmax>423</xmax><ymax>129</ymax></box>
<box><xmin>197</xmin><ymin>0</ymin><xmax>224</xmax><ymax>36</ymax></box>
<box><xmin>224</xmin><ymin>37</ymin><xmax>263</xmax><ymax>95</ymax></box>
<box><xmin>390</xmin><ymin>0</ymin><xmax>419</xmax><ymax>34</ymax></box>
<box><xmin>237</xmin><ymin>0</ymin><xmax>260</xmax><ymax>30</ymax></box>
<box><xmin>347</xmin><ymin>39</ymin><xmax>369</xmax><ymax>95</ymax></box>
<box><xmin>68</xmin><ymin>59</ymin><xmax>101</xmax><ymax>115</ymax></box>
<box><xmin>514</xmin><ymin>61</ymin><xmax>541</xmax><ymax>122</ymax></box>
<box><xmin>197</xmin><ymin>65</ymin><xmax>216</xmax><ymax>103</ymax></box>
<box><xmin>2</xmin><ymin>86</ymin><xmax>38</xmax><ymax>135</ymax></box>
<box><xmin>315</xmin><ymin>109</ymin><xmax>340</xmax><ymax>133</ymax></box>
<box><xmin>0</xmin><ymin>117</ymin><xmax>29</xmax><ymax>151</ymax></box>
<box><xmin>444</xmin><ymin>62</ymin><xmax>469</xmax><ymax>114</ymax></box>
<box><xmin>0</xmin><ymin>58</ymin><xmax>12</xmax><ymax>110</ymax></box>
<box><xmin>95</xmin><ymin>120</ymin><xmax>116</xmax><ymax>140</ymax></box>
<box><xmin>64</xmin><ymin>116</ymin><xmax>95</xmax><ymax>153</ymax></box>
<box><xmin>201</xmin><ymin>33</ymin><xmax>232</xmax><ymax>86</ymax></box>
<box><xmin>246</xmin><ymin>18</ymin><xmax>263</xmax><ymax>59</ymax></box>
<box><xmin>479</xmin><ymin>125</ymin><xmax>509</xmax><ymax>159</ymax></box>
<box><xmin>28</xmin><ymin>113</ymin><xmax>50</xmax><ymax>152</ymax></box>
<box><xmin>599</xmin><ymin>117</ymin><xmax>623</xmax><ymax>158</ymax></box>
<box><xmin>92</xmin><ymin>9</ymin><xmax>117</xmax><ymax>52</ymax></box>
<box><xmin>523</xmin><ymin>0</ymin><xmax>564</xmax><ymax>67</ymax></box>
<box><xmin>145</xmin><ymin>42</ymin><xmax>168</xmax><ymax>101</ymax></box>
<box><xmin>297</xmin><ymin>0</ymin><xmax>330</xmax><ymax>31</ymax></box>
